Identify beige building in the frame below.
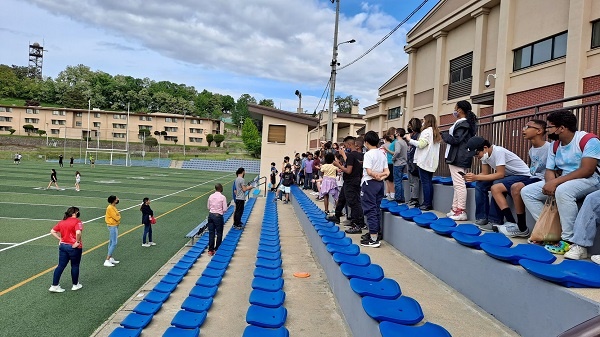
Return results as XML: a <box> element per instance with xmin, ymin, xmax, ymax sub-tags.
<box><xmin>0</xmin><ymin>105</ymin><xmax>223</xmax><ymax>146</ymax></box>
<box><xmin>308</xmin><ymin>102</ymin><xmax>366</xmax><ymax>149</ymax></box>
<box><xmin>247</xmin><ymin>104</ymin><xmax>318</xmax><ymax>178</ymax></box>
<box><xmin>365</xmin><ymin>0</ymin><xmax>600</xmax><ymax>133</ymax></box>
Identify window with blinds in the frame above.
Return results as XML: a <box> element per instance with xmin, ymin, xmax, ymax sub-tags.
<box><xmin>267</xmin><ymin>125</ymin><xmax>286</xmax><ymax>143</ymax></box>
<box><xmin>448</xmin><ymin>52</ymin><xmax>473</xmax><ymax>100</ymax></box>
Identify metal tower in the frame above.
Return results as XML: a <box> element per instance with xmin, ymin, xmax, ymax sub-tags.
<box><xmin>28</xmin><ymin>42</ymin><xmax>44</xmax><ymax>79</ymax></box>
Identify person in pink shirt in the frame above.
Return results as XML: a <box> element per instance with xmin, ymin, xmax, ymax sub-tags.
<box><xmin>207</xmin><ymin>183</ymin><xmax>228</xmax><ymax>256</ymax></box>
<box><xmin>49</xmin><ymin>206</ymin><xmax>84</xmax><ymax>293</ymax></box>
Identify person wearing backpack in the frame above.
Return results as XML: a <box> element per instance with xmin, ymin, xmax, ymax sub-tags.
<box><xmin>521</xmin><ymin>110</ymin><xmax>600</xmax><ymax>255</ymax></box>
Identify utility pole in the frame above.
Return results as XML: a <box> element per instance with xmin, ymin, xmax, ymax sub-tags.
<box><xmin>327</xmin><ymin>0</ymin><xmax>340</xmax><ymax>142</ymax></box>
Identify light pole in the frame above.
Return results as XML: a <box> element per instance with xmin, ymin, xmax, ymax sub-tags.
<box><xmin>45</xmin><ymin>122</ymin><xmax>49</xmax><ymax>146</ymax></box>
<box><xmin>295</xmin><ymin>90</ymin><xmax>302</xmax><ymax>114</ymax></box>
<box><xmin>183</xmin><ymin>108</ymin><xmax>187</xmax><ymax>160</ymax></box>
<box><xmin>327</xmin><ymin>1</ymin><xmax>355</xmax><ymax>142</ymax></box>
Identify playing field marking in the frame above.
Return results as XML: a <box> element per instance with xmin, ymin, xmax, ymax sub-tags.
<box><xmin>0</xmin><ymin>174</ymin><xmax>230</xmax><ymax>253</ymax></box>
<box><xmin>0</xmin><ymin>202</ymin><xmax>105</xmax><ymax>210</ymax></box>
<box><xmin>0</xmin><ymin>216</ymin><xmax>61</xmax><ymax>222</ymax></box>
<box><xmin>0</xmin><ymin>243</ymin><xmax>18</xmax><ymax>245</ymax></box>
<box><xmin>0</xmin><ymin>178</ymin><xmax>232</xmax><ymax>297</ymax></box>
<box><xmin>0</xmin><ymin>191</ymin><xmax>148</xmax><ymax>202</ymax></box>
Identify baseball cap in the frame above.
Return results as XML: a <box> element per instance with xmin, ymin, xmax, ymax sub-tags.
<box><xmin>465</xmin><ymin>136</ymin><xmax>486</xmax><ymax>157</ymax></box>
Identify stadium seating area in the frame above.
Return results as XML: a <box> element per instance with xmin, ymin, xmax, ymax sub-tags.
<box><xmin>182</xmin><ymin>159</ymin><xmax>260</xmax><ymax>173</ymax></box>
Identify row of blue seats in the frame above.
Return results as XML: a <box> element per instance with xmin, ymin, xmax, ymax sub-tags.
<box><xmin>291</xmin><ymin>186</ymin><xmax>451</xmax><ymax>337</ymax></box>
<box><xmin>243</xmin><ymin>192</ymin><xmax>289</xmax><ymax>337</ymax></box>
<box><xmin>381</xmin><ymin>199</ymin><xmax>600</xmax><ymax>288</ymax></box>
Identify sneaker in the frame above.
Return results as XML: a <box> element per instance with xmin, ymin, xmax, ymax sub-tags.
<box><xmin>142</xmin><ymin>243</ymin><xmax>151</xmax><ymax>247</ymax></box>
<box><xmin>477</xmin><ymin>221</ymin><xmax>495</xmax><ymax>232</ymax></box>
<box><xmin>419</xmin><ymin>205</ymin><xmax>433</xmax><ymax>211</ymax></box>
<box><xmin>149</xmin><ymin>242</ymin><xmax>156</xmax><ymax>246</ymax></box>
<box><xmin>327</xmin><ymin>215</ymin><xmax>340</xmax><ymax>224</ymax></box>
<box><xmin>494</xmin><ymin>222</ymin><xmax>530</xmax><ymax>238</ymax></box>
<box><xmin>564</xmin><ymin>244</ymin><xmax>588</xmax><ymax>260</ymax></box>
<box><xmin>233</xmin><ymin>225</ymin><xmax>243</xmax><ymax>230</ymax></box>
<box><xmin>449</xmin><ymin>211</ymin><xmax>467</xmax><ymax>221</ymax></box>
<box><xmin>109</xmin><ymin>258</ymin><xmax>120</xmax><ymax>264</ymax></box>
<box><xmin>361</xmin><ymin>238</ymin><xmax>381</xmax><ymax>248</ymax></box>
<box><xmin>408</xmin><ymin>199</ymin><xmax>419</xmax><ymax>207</ymax></box>
<box><xmin>71</xmin><ymin>283</ymin><xmax>83</xmax><ymax>291</ymax></box>
<box><xmin>475</xmin><ymin>219</ymin><xmax>488</xmax><ymax>226</ymax></box>
<box><xmin>207</xmin><ymin>250</ymin><xmax>215</xmax><ymax>257</ymax></box>
<box><xmin>446</xmin><ymin>209</ymin><xmax>457</xmax><ymax>217</ymax></box>
<box><xmin>283</xmin><ymin>200</ymin><xmax>288</xmax><ymax>204</ymax></box>
<box><xmin>49</xmin><ymin>285</ymin><xmax>65</xmax><ymax>293</ymax></box>
<box><xmin>345</xmin><ymin>226</ymin><xmax>362</xmax><ymax>234</ymax></box>
<box><xmin>361</xmin><ymin>232</ymin><xmax>370</xmax><ymax>241</ymax></box>
<box><xmin>591</xmin><ymin>255</ymin><xmax>600</xmax><ymax>265</ymax></box>
<box><xmin>103</xmin><ymin>260</ymin><xmax>115</xmax><ymax>267</ymax></box>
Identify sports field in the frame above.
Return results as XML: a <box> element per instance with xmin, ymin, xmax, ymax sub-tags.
<box><xmin>0</xmin><ymin>160</ymin><xmax>241</xmax><ymax>337</ymax></box>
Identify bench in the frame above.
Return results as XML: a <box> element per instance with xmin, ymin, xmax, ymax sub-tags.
<box><xmin>185</xmin><ymin>219</ymin><xmax>208</xmax><ymax>246</ymax></box>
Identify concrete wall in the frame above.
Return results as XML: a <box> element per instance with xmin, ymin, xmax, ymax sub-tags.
<box><xmin>259</xmin><ymin>115</ymin><xmax>309</xmax><ymax>179</ymax></box>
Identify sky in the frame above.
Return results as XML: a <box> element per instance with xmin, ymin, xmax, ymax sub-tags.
<box><xmin>0</xmin><ymin>0</ymin><xmax>438</xmax><ymax>114</ymax></box>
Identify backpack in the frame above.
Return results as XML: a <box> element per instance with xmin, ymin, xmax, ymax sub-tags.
<box><xmin>552</xmin><ymin>133</ymin><xmax>600</xmax><ymax>173</ymax></box>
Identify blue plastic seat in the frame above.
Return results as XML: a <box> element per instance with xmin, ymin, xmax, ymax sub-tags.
<box><xmin>315</xmin><ymin>225</ymin><xmax>339</xmax><ymax>233</ymax></box>
<box><xmin>202</xmin><ymin>267</ymin><xmax>226</xmax><ymax>278</ymax></box>
<box><xmin>163</xmin><ymin>326</ymin><xmax>199</xmax><ymax>337</ymax></box>
<box><xmin>189</xmin><ymin>285</ymin><xmax>218</xmax><ymax>299</ymax></box>
<box><xmin>257</xmin><ymin>250</ymin><xmax>282</xmax><ymax>260</ymax></box>
<box><xmin>430</xmin><ymin>223</ymin><xmax>480</xmax><ymax>236</ymax></box>
<box><xmin>429</xmin><ymin>218</ymin><xmax>457</xmax><ymax>228</ymax></box>
<box><xmin>120</xmin><ymin>313</ymin><xmax>152</xmax><ymax>329</ymax></box>
<box><xmin>211</xmin><ymin>255</ymin><xmax>232</xmax><ymax>264</ymax></box>
<box><xmin>260</xmin><ymin>234</ymin><xmax>280</xmax><ymax>241</ymax></box>
<box><xmin>256</xmin><ymin>258</ymin><xmax>282</xmax><ymax>269</ymax></box>
<box><xmin>326</xmin><ymin>243</ymin><xmax>360</xmax><ymax>256</ymax></box>
<box><xmin>349</xmin><ymin>278</ymin><xmax>401</xmax><ymax>299</ymax></box>
<box><xmin>144</xmin><ymin>291</ymin><xmax>170</xmax><ymax>303</ymax></box>
<box><xmin>452</xmin><ymin>232</ymin><xmax>513</xmax><ymax>249</ymax></box>
<box><xmin>332</xmin><ymin>253</ymin><xmax>371</xmax><ymax>266</ymax></box>
<box><xmin>179</xmin><ymin>256</ymin><xmax>196</xmax><ymax>264</ymax></box>
<box><xmin>389</xmin><ymin>204</ymin><xmax>410</xmax><ymax>216</ymax></box>
<box><xmin>167</xmin><ymin>267</ymin><xmax>187</xmax><ymax>277</ymax></box>
<box><xmin>519</xmin><ymin>260</ymin><xmax>600</xmax><ymax>288</ymax></box>
<box><xmin>413</xmin><ymin>212</ymin><xmax>439</xmax><ymax>227</ymax></box>
<box><xmin>380</xmin><ymin>199</ymin><xmax>394</xmax><ymax>211</ymax></box>
<box><xmin>432</xmin><ymin>176</ymin><xmax>443</xmax><ymax>184</ymax></box>
<box><xmin>181</xmin><ymin>296</ymin><xmax>214</xmax><ymax>313</ymax></box>
<box><xmin>153</xmin><ymin>281</ymin><xmax>177</xmax><ymax>293</ymax></box>
<box><xmin>184</xmin><ymin>252</ymin><xmax>201</xmax><ymax>260</ymax></box>
<box><xmin>249</xmin><ymin>289</ymin><xmax>286</xmax><ymax>308</ymax></box>
<box><xmin>207</xmin><ymin>260</ymin><xmax>228</xmax><ymax>270</ymax></box>
<box><xmin>481</xmin><ymin>243</ymin><xmax>556</xmax><ymax>265</ymax></box>
<box><xmin>254</xmin><ymin>267</ymin><xmax>283</xmax><ymax>279</ymax></box>
<box><xmin>362</xmin><ymin>296</ymin><xmax>423</xmax><ymax>325</ymax></box>
<box><xmin>171</xmin><ymin>310</ymin><xmax>207</xmax><ymax>329</ymax></box>
<box><xmin>195</xmin><ymin>275</ymin><xmax>222</xmax><ymax>288</ymax></box>
<box><xmin>399</xmin><ymin>208</ymin><xmax>422</xmax><ymax>221</ymax></box>
<box><xmin>252</xmin><ymin>277</ymin><xmax>284</xmax><ymax>292</ymax></box>
<box><xmin>243</xmin><ymin>325</ymin><xmax>290</xmax><ymax>337</ymax></box>
<box><xmin>439</xmin><ymin>177</ymin><xmax>453</xmax><ymax>185</ymax></box>
<box><xmin>340</xmin><ymin>263</ymin><xmax>385</xmax><ymax>282</ymax></box>
<box><xmin>322</xmin><ymin>236</ymin><xmax>352</xmax><ymax>246</ymax></box>
<box><xmin>246</xmin><ymin>305</ymin><xmax>288</xmax><ymax>328</ymax></box>
<box><xmin>132</xmin><ymin>300</ymin><xmax>162</xmax><ymax>315</ymax></box>
<box><xmin>380</xmin><ymin>321</ymin><xmax>451</xmax><ymax>337</ymax></box>
<box><xmin>109</xmin><ymin>327</ymin><xmax>142</xmax><ymax>337</ymax></box>
<box><xmin>259</xmin><ymin>245</ymin><xmax>281</xmax><ymax>253</ymax></box>
<box><xmin>174</xmin><ymin>261</ymin><xmax>194</xmax><ymax>271</ymax></box>
<box><xmin>318</xmin><ymin>230</ymin><xmax>346</xmax><ymax>239</ymax></box>
<box><xmin>259</xmin><ymin>240</ymin><xmax>281</xmax><ymax>247</ymax></box>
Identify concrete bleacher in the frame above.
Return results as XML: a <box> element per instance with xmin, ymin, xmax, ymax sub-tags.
<box><xmin>181</xmin><ymin>159</ymin><xmax>260</xmax><ymax>173</ymax></box>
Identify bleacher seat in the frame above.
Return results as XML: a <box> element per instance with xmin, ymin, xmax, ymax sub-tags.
<box><xmin>452</xmin><ymin>232</ymin><xmax>513</xmax><ymax>249</ymax></box>
<box><xmin>257</xmin><ymin>250</ymin><xmax>282</xmax><ymax>260</ymax></box>
<box><xmin>481</xmin><ymin>243</ymin><xmax>557</xmax><ymax>265</ymax></box>
<box><xmin>161</xmin><ymin>274</ymin><xmax>184</xmax><ymax>284</ymax></box>
<box><xmin>243</xmin><ymin>325</ymin><xmax>290</xmax><ymax>337</ymax></box>
<box><xmin>520</xmin><ymin>260</ymin><xmax>600</xmax><ymax>288</ymax></box>
<box><xmin>249</xmin><ymin>289</ymin><xmax>286</xmax><ymax>308</ymax></box>
<box><xmin>340</xmin><ymin>263</ymin><xmax>385</xmax><ymax>282</ymax></box>
<box><xmin>430</xmin><ymin>223</ymin><xmax>480</xmax><ymax>236</ymax></box>
<box><xmin>362</xmin><ymin>296</ymin><xmax>424</xmax><ymax>325</ymax></box>
<box><xmin>332</xmin><ymin>253</ymin><xmax>371</xmax><ymax>266</ymax></box>
<box><xmin>326</xmin><ymin>243</ymin><xmax>360</xmax><ymax>255</ymax></box>
<box><xmin>349</xmin><ymin>278</ymin><xmax>401</xmax><ymax>300</ymax></box>
<box><xmin>109</xmin><ymin>327</ymin><xmax>142</xmax><ymax>337</ymax></box>
<box><xmin>246</xmin><ymin>305</ymin><xmax>288</xmax><ymax>328</ymax></box>
<box><xmin>379</xmin><ymin>321</ymin><xmax>452</xmax><ymax>337</ymax></box>
<box><xmin>163</xmin><ymin>326</ymin><xmax>199</xmax><ymax>337</ymax></box>
<box><xmin>252</xmin><ymin>277</ymin><xmax>284</xmax><ymax>292</ymax></box>
<box><xmin>202</xmin><ymin>267</ymin><xmax>226</xmax><ymax>278</ymax></box>
<box><xmin>120</xmin><ymin>313</ymin><xmax>153</xmax><ymax>329</ymax></box>
<box><xmin>181</xmin><ymin>296</ymin><xmax>214</xmax><ymax>313</ymax></box>
<box><xmin>322</xmin><ymin>236</ymin><xmax>352</xmax><ymax>246</ymax></box>
<box><xmin>318</xmin><ymin>230</ymin><xmax>345</xmax><ymax>239</ymax></box>
<box><xmin>195</xmin><ymin>275</ymin><xmax>222</xmax><ymax>288</ymax></box>
<box><xmin>171</xmin><ymin>310</ymin><xmax>207</xmax><ymax>329</ymax></box>
<box><xmin>399</xmin><ymin>208</ymin><xmax>422</xmax><ymax>221</ymax></box>
<box><xmin>153</xmin><ymin>281</ymin><xmax>177</xmax><ymax>293</ymax></box>
<box><xmin>143</xmin><ymin>291</ymin><xmax>170</xmax><ymax>303</ymax></box>
<box><xmin>189</xmin><ymin>285</ymin><xmax>218</xmax><ymax>299</ymax></box>
<box><xmin>256</xmin><ymin>258</ymin><xmax>282</xmax><ymax>269</ymax></box>
<box><xmin>254</xmin><ymin>267</ymin><xmax>283</xmax><ymax>280</ymax></box>
<box><xmin>132</xmin><ymin>301</ymin><xmax>162</xmax><ymax>315</ymax></box>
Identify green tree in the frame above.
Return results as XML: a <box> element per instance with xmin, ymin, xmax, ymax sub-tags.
<box><xmin>144</xmin><ymin>136</ymin><xmax>158</xmax><ymax>149</ymax></box>
<box><xmin>206</xmin><ymin>133</ymin><xmax>214</xmax><ymax>146</ymax></box>
<box><xmin>258</xmin><ymin>98</ymin><xmax>275</xmax><ymax>107</ymax></box>
<box><xmin>23</xmin><ymin>124</ymin><xmax>34</xmax><ymax>135</ymax></box>
<box><xmin>0</xmin><ymin>65</ymin><xmax>19</xmax><ymax>98</ymax></box>
<box><xmin>233</xmin><ymin>94</ymin><xmax>256</xmax><ymax>127</ymax></box>
<box><xmin>221</xmin><ymin>95</ymin><xmax>235</xmax><ymax>114</ymax></box>
<box><xmin>334</xmin><ymin>95</ymin><xmax>354</xmax><ymax>114</ymax></box>
<box><xmin>37</xmin><ymin>129</ymin><xmax>46</xmax><ymax>137</ymax></box>
<box><xmin>8</xmin><ymin>128</ymin><xmax>16</xmax><ymax>135</ymax></box>
<box><xmin>173</xmin><ymin>137</ymin><xmax>178</xmax><ymax>145</ymax></box>
<box><xmin>214</xmin><ymin>134</ymin><xmax>225</xmax><ymax>147</ymax></box>
<box><xmin>241</xmin><ymin>117</ymin><xmax>261</xmax><ymax>157</ymax></box>
<box><xmin>139</xmin><ymin>129</ymin><xmax>151</xmax><ymax>137</ymax></box>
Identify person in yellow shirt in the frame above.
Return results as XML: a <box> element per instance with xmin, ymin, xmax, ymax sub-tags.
<box><xmin>104</xmin><ymin>195</ymin><xmax>121</xmax><ymax>267</ymax></box>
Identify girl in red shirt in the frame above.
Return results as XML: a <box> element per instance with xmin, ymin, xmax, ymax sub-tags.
<box><xmin>49</xmin><ymin>207</ymin><xmax>83</xmax><ymax>293</ymax></box>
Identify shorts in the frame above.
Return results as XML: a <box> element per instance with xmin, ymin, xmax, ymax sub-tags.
<box><xmin>279</xmin><ymin>185</ymin><xmax>291</xmax><ymax>194</ymax></box>
<box><xmin>521</xmin><ymin>177</ymin><xmax>541</xmax><ymax>186</ymax></box>
<box><xmin>386</xmin><ymin>164</ymin><xmax>394</xmax><ymax>182</ymax></box>
<box><xmin>495</xmin><ymin>175</ymin><xmax>532</xmax><ymax>191</ymax></box>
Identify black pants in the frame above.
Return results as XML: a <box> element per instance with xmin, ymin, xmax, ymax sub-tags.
<box><xmin>335</xmin><ymin>182</ymin><xmax>364</xmax><ymax>226</ymax></box>
<box><xmin>207</xmin><ymin>213</ymin><xmax>224</xmax><ymax>251</ymax></box>
<box><xmin>233</xmin><ymin>199</ymin><xmax>245</xmax><ymax>226</ymax></box>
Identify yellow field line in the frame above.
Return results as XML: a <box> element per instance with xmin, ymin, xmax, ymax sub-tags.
<box><xmin>0</xmin><ymin>180</ymin><xmax>232</xmax><ymax>297</ymax></box>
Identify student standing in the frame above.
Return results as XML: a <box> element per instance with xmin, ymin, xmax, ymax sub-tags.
<box><xmin>304</xmin><ymin>153</ymin><xmax>315</xmax><ymax>190</ymax></box>
<box><xmin>207</xmin><ymin>184</ymin><xmax>228</xmax><ymax>256</ymax></box>
<box><xmin>140</xmin><ymin>198</ymin><xmax>155</xmax><ymax>247</ymax></box>
<box><xmin>69</xmin><ymin>156</ymin><xmax>74</xmax><ymax>167</ymax></box>
<box><xmin>441</xmin><ymin>100</ymin><xmax>478</xmax><ymax>220</ymax></box>
<box><xmin>406</xmin><ymin>118</ymin><xmax>422</xmax><ymax>207</ymax></box>
<box><xmin>104</xmin><ymin>195</ymin><xmax>121</xmax><ymax>267</ymax></box>
<box><xmin>75</xmin><ymin>171</ymin><xmax>81</xmax><ymax>192</ymax></box>
<box><xmin>382</xmin><ymin>127</ymin><xmax>396</xmax><ymax>200</ymax></box>
<box><xmin>58</xmin><ymin>154</ymin><xmax>64</xmax><ymax>168</ymax></box>
<box><xmin>233</xmin><ymin>168</ymin><xmax>253</xmax><ymax>230</ymax></box>
<box><xmin>47</xmin><ymin>169</ymin><xmax>60</xmax><ymax>190</ymax></box>
<box><xmin>405</xmin><ymin>114</ymin><xmax>441</xmax><ymax>211</ymax></box>
<box><xmin>49</xmin><ymin>207</ymin><xmax>83</xmax><ymax>293</ymax></box>
<box><xmin>360</xmin><ymin>131</ymin><xmax>390</xmax><ymax>248</ymax></box>
<box><xmin>270</xmin><ymin>162</ymin><xmax>278</xmax><ymax>192</ymax></box>
<box><xmin>279</xmin><ymin>165</ymin><xmax>295</xmax><ymax>204</ymax></box>
<box><xmin>319</xmin><ymin>153</ymin><xmax>339</xmax><ymax>214</ymax></box>
<box><xmin>392</xmin><ymin>128</ymin><xmax>408</xmax><ymax>204</ymax></box>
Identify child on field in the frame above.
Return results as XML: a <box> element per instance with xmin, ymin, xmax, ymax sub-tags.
<box><xmin>75</xmin><ymin>171</ymin><xmax>81</xmax><ymax>191</ymax></box>
<box><xmin>361</xmin><ymin>131</ymin><xmax>389</xmax><ymax>248</ymax></box>
<box><xmin>319</xmin><ymin>153</ymin><xmax>340</xmax><ymax>214</ymax></box>
<box><xmin>279</xmin><ymin>164</ymin><xmax>295</xmax><ymax>204</ymax></box>
<box><xmin>270</xmin><ymin>162</ymin><xmax>278</xmax><ymax>192</ymax></box>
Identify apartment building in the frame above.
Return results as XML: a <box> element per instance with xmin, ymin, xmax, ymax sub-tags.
<box><xmin>0</xmin><ymin>105</ymin><xmax>223</xmax><ymax>146</ymax></box>
<box><xmin>365</xmin><ymin>0</ymin><xmax>600</xmax><ymax>134</ymax></box>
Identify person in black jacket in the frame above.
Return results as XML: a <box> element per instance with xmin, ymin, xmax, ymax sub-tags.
<box><xmin>406</xmin><ymin>118</ymin><xmax>422</xmax><ymax>207</ymax></box>
<box><xmin>140</xmin><ymin>198</ymin><xmax>155</xmax><ymax>247</ymax></box>
<box><xmin>441</xmin><ymin>100</ymin><xmax>478</xmax><ymax>220</ymax></box>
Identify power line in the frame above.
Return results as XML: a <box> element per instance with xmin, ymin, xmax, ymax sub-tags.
<box><xmin>338</xmin><ymin>0</ymin><xmax>430</xmax><ymax>71</ymax></box>
<box><xmin>312</xmin><ymin>77</ymin><xmax>331</xmax><ymax>115</ymax></box>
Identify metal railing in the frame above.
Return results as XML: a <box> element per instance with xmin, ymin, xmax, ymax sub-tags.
<box><xmin>435</xmin><ymin>91</ymin><xmax>600</xmax><ymax>177</ymax></box>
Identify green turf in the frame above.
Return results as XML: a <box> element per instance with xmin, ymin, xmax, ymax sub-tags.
<box><xmin>0</xmin><ymin>160</ymin><xmax>252</xmax><ymax>336</ymax></box>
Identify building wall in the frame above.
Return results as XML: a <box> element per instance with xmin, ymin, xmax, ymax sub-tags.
<box><xmin>413</xmin><ymin>41</ymin><xmax>436</xmax><ymax>96</ymax></box>
<box><xmin>259</xmin><ymin>115</ymin><xmax>309</xmax><ymax>178</ymax></box>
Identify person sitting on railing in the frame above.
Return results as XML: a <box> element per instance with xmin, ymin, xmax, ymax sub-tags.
<box><xmin>521</xmin><ymin>110</ymin><xmax>600</xmax><ymax>255</ymax></box>
<box><xmin>495</xmin><ymin>119</ymin><xmax>549</xmax><ymax>237</ymax></box>
<box><xmin>464</xmin><ymin>137</ymin><xmax>531</xmax><ymax>231</ymax></box>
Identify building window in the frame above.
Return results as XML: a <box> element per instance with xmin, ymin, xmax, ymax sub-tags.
<box><xmin>51</xmin><ymin>129</ymin><xmax>60</xmax><ymax>135</ymax></box>
<box><xmin>592</xmin><ymin>20</ymin><xmax>600</xmax><ymax>49</ymax></box>
<box><xmin>26</xmin><ymin>109</ymin><xmax>39</xmax><ymax>114</ymax></box>
<box><xmin>112</xmin><ymin>123</ymin><xmax>126</xmax><ymax>129</ymax></box>
<box><xmin>164</xmin><ymin>127</ymin><xmax>178</xmax><ymax>132</ymax></box>
<box><xmin>52</xmin><ymin>110</ymin><xmax>66</xmax><ymax>116</ymax></box>
<box><xmin>93</xmin><ymin>122</ymin><xmax>101</xmax><ymax>128</ymax></box>
<box><xmin>0</xmin><ymin>117</ymin><xmax>12</xmax><ymax>122</ymax></box>
<box><xmin>0</xmin><ymin>107</ymin><xmax>12</xmax><ymax>112</ymax></box>
<box><xmin>25</xmin><ymin>118</ymin><xmax>39</xmax><ymax>123</ymax></box>
<box><xmin>267</xmin><ymin>125</ymin><xmax>286</xmax><ymax>143</ymax></box>
<box><xmin>164</xmin><ymin>136</ymin><xmax>178</xmax><ymax>141</ymax></box>
<box><xmin>190</xmin><ymin>128</ymin><xmax>204</xmax><ymax>134</ymax></box>
<box><xmin>190</xmin><ymin>119</ymin><xmax>198</xmax><ymax>124</ymax></box>
<box><xmin>112</xmin><ymin>133</ymin><xmax>126</xmax><ymax>138</ymax></box>
<box><xmin>75</xmin><ymin>112</ymin><xmax>82</xmax><ymax>117</ymax></box>
<box><xmin>52</xmin><ymin>120</ymin><xmax>66</xmax><ymax>125</ymax></box>
<box><xmin>387</xmin><ymin>107</ymin><xmax>403</xmax><ymax>120</ymax></box>
<box><xmin>113</xmin><ymin>114</ymin><xmax>119</xmax><ymax>119</ymax></box>
<box><xmin>0</xmin><ymin>126</ymin><xmax>11</xmax><ymax>131</ymax></box>
<box><xmin>165</xmin><ymin>117</ymin><xmax>178</xmax><ymax>123</ymax></box>
<box><xmin>514</xmin><ymin>32</ymin><xmax>567</xmax><ymax>71</ymax></box>
<box><xmin>448</xmin><ymin>52</ymin><xmax>473</xmax><ymax>100</ymax></box>
<box><xmin>189</xmin><ymin>137</ymin><xmax>203</xmax><ymax>143</ymax></box>
<box><xmin>94</xmin><ymin>113</ymin><xmax>101</xmax><ymax>118</ymax></box>
<box><xmin>76</xmin><ymin>121</ymin><xmax>82</xmax><ymax>127</ymax></box>
<box><xmin>139</xmin><ymin>125</ymin><xmax>152</xmax><ymax>130</ymax></box>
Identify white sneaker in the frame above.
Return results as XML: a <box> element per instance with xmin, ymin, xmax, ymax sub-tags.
<box><xmin>109</xmin><ymin>258</ymin><xmax>120</xmax><ymax>264</ymax></box>
<box><xmin>49</xmin><ymin>285</ymin><xmax>65</xmax><ymax>293</ymax></box>
<box><xmin>564</xmin><ymin>244</ymin><xmax>588</xmax><ymax>260</ymax></box>
<box><xmin>103</xmin><ymin>260</ymin><xmax>115</xmax><ymax>267</ymax></box>
<box><xmin>495</xmin><ymin>222</ymin><xmax>531</xmax><ymax>238</ymax></box>
<box><xmin>449</xmin><ymin>211</ymin><xmax>467</xmax><ymax>221</ymax></box>
<box><xmin>72</xmin><ymin>283</ymin><xmax>83</xmax><ymax>291</ymax></box>
<box><xmin>141</xmin><ymin>243</ymin><xmax>151</xmax><ymax>247</ymax></box>
<box><xmin>446</xmin><ymin>209</ymin><xmax>456</xmax><ymax>217</ymax></box>
<box><xmin>149</xmin><ymin>242</ymin><xmax>156</xmax><ymax>246</ymax></box>
<box><xmin>591</xmin><ymin>255</ymin><xmax>600</xmax><ymax>265</ymax></box>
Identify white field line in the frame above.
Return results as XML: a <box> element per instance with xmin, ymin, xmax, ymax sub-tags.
<box><xmin>0</xmin><ymin>174</ymin><xmax>230</xmax><ymax>253</ymax></box>
<box><xmin>0</xmin><ymin>202</ymin><xmax>106</xmax><ymax>209</ymax></box>
<box><xmin>0</xmin><ymin>243</ymin><xmax>18</xmax><ymax>245</ymax></box>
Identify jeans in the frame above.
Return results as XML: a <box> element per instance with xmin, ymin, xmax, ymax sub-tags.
<box><xmin>142</xmin><ymin>223</ymin><xmax>153</xmax><ymax>244</ymax></box>
<box><xmin>393</xmin><ymin>165</ymin><xmax>406</xmax><ymax>203</ymax></box>
<box><xmin>522</xmin><ymin>176</ymin><xmax>600</xmax><ymax>242</ymax></box>
<box><xmin>207</xmin><ymin>213</ymin><xmax>224</xmax><ymax>251</ymax></box>
<box><xmin>53</xmin><ymin>243</ymin><xmax>82</xmax><ymax>286</ymax></box>
<box><xmin>107</xmin><ymin>226</ymin><xmax>118</xmax><ymax>256</ymax></box>
<box><xmin>408</xmin><ymin>171</ymin><xmax>421</xmax><ymax>200</ymax></box>
<box><xmin>571</xmin><ymin>190</ymin><xmax>600</xmax><ymax>247</ymax></box>
<box><xmin>475</xmin><ymin>175</ymin><xmax>530</xmax><ymax>223</ymax></box>
<box><xmin>234</xmin><ymin>199</ymin><xmax>245</xmax><ymax>226</ymax></box>
<box><xmin>304</xmin><ymin>172</ymin><xmax>313</xmax><ymax>189</ymax></box>
<box><xmin>361</xmin><ymin>180</ymin><xmax>384</xmax><ymax>234</ymax></box>
<box><xmin>418</xmin><ymin>168</ymin><xmax>434</xmax><ymax>207</ymax></box>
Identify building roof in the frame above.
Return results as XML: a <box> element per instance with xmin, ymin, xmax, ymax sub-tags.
<box><xmin>247</xmin><ymin>104</ymin><xmax>318</xmax><ymax>127</ymax></box>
